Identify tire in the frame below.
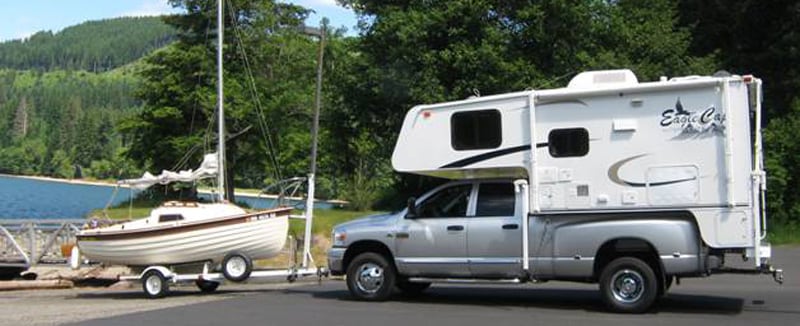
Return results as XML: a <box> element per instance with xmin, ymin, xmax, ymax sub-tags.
<box><xmin>599</xmin><ymin>257</ymin><xmax>658</xmax><ymax>313</ymax></box>
<box><xmin>222</xmin><ymin>252</ymin><xmax>253</xmax><ymax>282</ymax></box>
<box><xmin>346</xmin><ymin>252</ymin><xmax>396</xmax><ymax>301</ymax></box>
<box><xmin>195</xmin><ymin>279</ymin><xmax>220</xmax><ymax>293</ymax></box>
<box><xmin>142</xmin><ymin>270</ymin><xmax>169</xmax><ymax>299</ymax></box>
<box><xmin>395</xmin><ymin>280</ymin><xmax>431</xmax><ymax>296</ymax></box>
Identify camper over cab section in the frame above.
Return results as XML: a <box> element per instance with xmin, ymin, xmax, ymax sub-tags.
<box><xmin>330</xmin><ymin>70</ymin><xmax>781</xmax><ymax>313</ymax></box>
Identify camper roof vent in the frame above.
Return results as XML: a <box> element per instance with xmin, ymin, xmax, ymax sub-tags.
<box><xmin>567</xmin><ymin>69</ymin><xmax>638</xmax><ymax>89</ymax></box>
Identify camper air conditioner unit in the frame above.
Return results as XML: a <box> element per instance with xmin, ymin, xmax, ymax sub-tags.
<box><xmin>567</xmin><ymin>69</ymin><xmax>638</xmax><ymax>89</ymax></box>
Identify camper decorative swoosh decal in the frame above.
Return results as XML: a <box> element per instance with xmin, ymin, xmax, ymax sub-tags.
<box><xmin>608</xmin><ymin>154</ymin><xmax>697</xmax><ymax>187</ymax></box>
<box><xmin>440</xmin><ymin>143</ymin><xmax>547</xmax><ymax>169</ymax></box>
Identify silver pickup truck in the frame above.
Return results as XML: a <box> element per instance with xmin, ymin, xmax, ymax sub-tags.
<box><xmin>329</xmin><ymin>71</ymin><xmax>783</xmax><ymax>313</ymax></box>
<box><xmin>328</xmin><ymin>178</ymin><xmax>780</xmax><ymax>313</ymax></box>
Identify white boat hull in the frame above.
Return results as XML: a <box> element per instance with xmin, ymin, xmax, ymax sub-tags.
<box><xmin>77</xmin><ymin>206</ymin><xmax>290</xmax><ymax>266</ymax></box>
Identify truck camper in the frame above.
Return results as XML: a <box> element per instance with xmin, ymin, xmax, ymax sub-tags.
<box><xmin>328</xmin><ymin>70</ymin><xmax>782</xmax><ymax>313</ymax></box>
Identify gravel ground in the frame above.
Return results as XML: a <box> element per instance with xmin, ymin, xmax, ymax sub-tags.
<box><xmin>0</xmin><ymin>278</ymin><xmax>313</xmax><ymax>325</ymax></box>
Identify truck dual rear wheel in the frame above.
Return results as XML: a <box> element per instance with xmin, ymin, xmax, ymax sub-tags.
<box><xmin>346</xmin><ymin>252</ymin><xmax>396</xmax><ymax>301</ymax></box>
<box><xmin>599</xmin><ymin>257</ymin><xmax>658</xmax><ymax>313</ymax></box>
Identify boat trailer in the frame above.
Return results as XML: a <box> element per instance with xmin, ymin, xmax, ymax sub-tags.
<box><xmin>73</xmin><ymin>186</ymin><xmax>331</xmax><ymax>298</ymax></box>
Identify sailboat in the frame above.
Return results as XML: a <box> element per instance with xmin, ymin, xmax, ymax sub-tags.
<box><xmin>76</xmin><ymin>1</ymin><xmax>290</xmax><ymax>269</ymax></box>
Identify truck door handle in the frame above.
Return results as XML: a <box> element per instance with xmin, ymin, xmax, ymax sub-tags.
<box><xmin>502</xmin><ymin>224</ymin><xmax>519</xmax><ymax>230</ymax></box>
<box><xmin>447</xmin><ymin>225</ymin><xmax>464</xmax><ymax>231</ymax></box>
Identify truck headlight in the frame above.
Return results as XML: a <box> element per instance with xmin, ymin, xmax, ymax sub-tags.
<box><xmin>332</xmin><ymin>230</ymin><xmax>347</xmax><ymax>247</ymax></box>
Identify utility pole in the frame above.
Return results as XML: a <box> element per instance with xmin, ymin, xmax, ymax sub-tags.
<box><xmin>216</xmin><ymin>0</ymin><xmax>226</xmax><ymax>202</ymax></box>
<box><xmin>300</xmin><ymin>21</ymin><xmax>325</xmax><ymax>268</ymax></box>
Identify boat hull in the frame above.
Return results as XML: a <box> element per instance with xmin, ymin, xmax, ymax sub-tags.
<box><xmin>77</xmin><ymin>209</ymin><xmax>290</xmax><ymax>266</ymax></box>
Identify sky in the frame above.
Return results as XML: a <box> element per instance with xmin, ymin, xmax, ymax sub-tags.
<box><xmin>0</xmin><ymin>0</ymin><xmax>359</xmax><ymax>42</ymax></box>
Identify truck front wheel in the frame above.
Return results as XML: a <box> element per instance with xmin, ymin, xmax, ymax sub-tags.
<box><xmin>346</xmin><ymin>252</ymin><xmax>396</xmax><ymax>301</ymax></box>
<box><xmin>599</xmin><ymin>257</ymin><xmax>658</xmax><ymax>313</ymax></box>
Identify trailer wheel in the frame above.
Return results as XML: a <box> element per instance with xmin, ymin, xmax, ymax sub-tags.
<box><xmin>346</xmin><ymin>252</ymin><xmax>396</xmax><ymax>301</ymax></box>
<box><xmin>195</xmin><ymin>279</ymin><xmax>220</xmax><ymax>293</ymax></box>
<box><xmin>222</xmin><ymin>252</ymin><xmax>253</xmax><ymax>282</ymax></box>
<box><xmin>142</xmin><ymin>270</ymin><xmax>169</xmax><ymax>299</ymax></box>
<box><xmin>599</xmin><ymin>257</ymin><xmax>658</xmax><ymax>313</ymax></box>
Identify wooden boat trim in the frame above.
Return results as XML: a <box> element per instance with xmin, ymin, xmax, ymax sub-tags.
<box><xmin>77</xmin><ymin>206</ymin><xmax>292</xmax><ymax>241</ymax></box>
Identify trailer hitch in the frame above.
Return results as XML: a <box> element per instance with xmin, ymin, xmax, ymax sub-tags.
<box><xmin>712</xmin><ymin>264</ymin><xmax>784</xmax><ymax>285</ymax></box>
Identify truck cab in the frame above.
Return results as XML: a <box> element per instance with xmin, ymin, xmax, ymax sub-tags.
<box><xmin>328</xmin><ymin>179</ymin><xmax>522</xmax><ymax>289</ymax></box>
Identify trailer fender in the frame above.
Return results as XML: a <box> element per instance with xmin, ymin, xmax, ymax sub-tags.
<box><xmin>139</xmin><ymin>266</ymin><xmax>174</xmax><ymax>281</ymax></box>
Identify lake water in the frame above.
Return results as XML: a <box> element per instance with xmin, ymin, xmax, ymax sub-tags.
<box><xmin>0</xmin><ymin>175</ymin><xmax>330</xmax><ymax>219</ymax></box>
<box><xmin>0</xmin><ymin>175</ymin><xmax>138</xmax><ymax>219</ymax></box>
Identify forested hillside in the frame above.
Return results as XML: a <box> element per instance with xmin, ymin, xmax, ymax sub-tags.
<box><xmin>0</xmin><ymin>17</ymin><xmax>175</xmax><ymax>180</ymax></box>
<box><xmin>0</xmin><ymin>17</ymin><xmax>175</xmax><ymax>72</ymax></box>
<box><xmin>0</xmin><ymin>69</ymin><xmax>140</xmax><ymax>179</ymax></box>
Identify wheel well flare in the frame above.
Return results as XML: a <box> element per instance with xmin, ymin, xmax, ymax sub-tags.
<box><xmin>343</xmin><ymin>241</ymin><xmax>394</xmax><ymax>272</ymax></box>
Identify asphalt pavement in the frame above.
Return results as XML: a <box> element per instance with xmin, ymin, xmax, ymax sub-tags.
<box><xmin>62</xmin><ymin>246</ymin><xmax>799</xmax><ymax>326</ymax></box>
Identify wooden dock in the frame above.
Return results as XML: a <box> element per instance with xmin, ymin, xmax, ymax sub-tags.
<box><xmin>0</xmin><ymin>219</ymin><xmax>86</xmax><ymax>277</ymax></box>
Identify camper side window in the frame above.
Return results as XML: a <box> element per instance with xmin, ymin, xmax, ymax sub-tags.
<box><xmin>451</xmin><ymin>109</ymin><xmax>502</xmax><ymax>150</ymax></box>
<box><xmin>548</xmin><ymin>128</ymin><xmax>589</xmax><ymax>157</ymax></box>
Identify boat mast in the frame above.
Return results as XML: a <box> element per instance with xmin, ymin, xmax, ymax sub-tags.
<box><xmin>216</xmin><ymin>0</ymin><xmax>226</xmax><ymax>202</ymax></box>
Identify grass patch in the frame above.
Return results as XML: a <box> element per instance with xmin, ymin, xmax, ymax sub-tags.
<box><xmin>288</xmin><ymin>209</ymin><xmax>378</xmax><ymax>265</ymax></box>
<box><xmin>767</xmin><ymin>222</ymin><xmax>800</xmax><ymax>244</ymax></box>
<box><xmin>288</xmin><ymin>209</ymin><xmax>378</xmax><ymax>238</ymax></box>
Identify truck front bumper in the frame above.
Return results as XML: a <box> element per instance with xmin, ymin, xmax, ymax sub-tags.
<box><xmin>327</xmin><ymin>247</ymin><xmax>346</xmax><ymax>276</ymax></box>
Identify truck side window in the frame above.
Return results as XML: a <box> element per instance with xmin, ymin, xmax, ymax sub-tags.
<box><xmin>417</xmin><ymin>184</ymin><xmax>472</xmax><ymax>218</ymax></box>
<box><xmin>476</xmin><ymin>183</ymin><xmax>515</xmax><ymax>216</ymax></box>
<box><xmin>548</xmin><ymin>128</ymin><xmax>589</xmax><ymax>157</ymax></box>
<box><xmin>451</xmin><ymin>109</ymin><xmax>502</xmax><ymax>150</ymax></box>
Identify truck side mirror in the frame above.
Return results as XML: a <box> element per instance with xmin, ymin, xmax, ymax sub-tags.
<box><xmin>406</xmin><ymin>197</ymin><xmax>418</xmax><ymax>218</ymax></box>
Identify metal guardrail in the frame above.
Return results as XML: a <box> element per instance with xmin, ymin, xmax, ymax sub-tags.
<box><xmin>0</xmin><ymin>219</ymin><xmax>86</xmax><ymax>268</ymax></box>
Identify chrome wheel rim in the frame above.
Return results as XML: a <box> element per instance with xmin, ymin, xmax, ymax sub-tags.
<box><xmin>355</xmin><ymin>262</ymin><xmax>384</xmax><ymax>294</ymax></box>
<box><xmin>145</xmin><ymin>275</ymin><xmax>162</xmax><ymax>295</ymax></box>
<box><xmin>611</xmin><ymin>269</ymin><xmax>645</xmax><ymax>303</ymax></box>
<box><xmin>226</xmin><ymin>256</ymin><xmax>247</xmax><ymax>278</ymax></box>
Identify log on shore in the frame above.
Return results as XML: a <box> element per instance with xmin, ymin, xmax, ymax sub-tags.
<box><xmin>0</xmin><ymin>279</ymin><xmax>74</xmax><ymax>291</ymax></box>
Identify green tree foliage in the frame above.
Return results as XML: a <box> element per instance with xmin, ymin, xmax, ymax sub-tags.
<box><xmin>678</xmin><ymin>0</ymin><xmax>800</xmax><ymax>115</ymax></box>
<box><xmin>0</xmin><ymin>17</ymin><xmax>175</xmax><ymax>72</ymax></box>
<box><xmin>334</xmin><ymin>0</ymin><xmax>715</xmax><ymax>203</ymax></box>
<box><xmin>122</xmin><ymin>0</ymin><xmax>322</xmax><ymax>200</ymax></box>
<box><xmin>678</xmin><ymin>0</ymin><xmax>800</xmax><ymax>226</ymax></box>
